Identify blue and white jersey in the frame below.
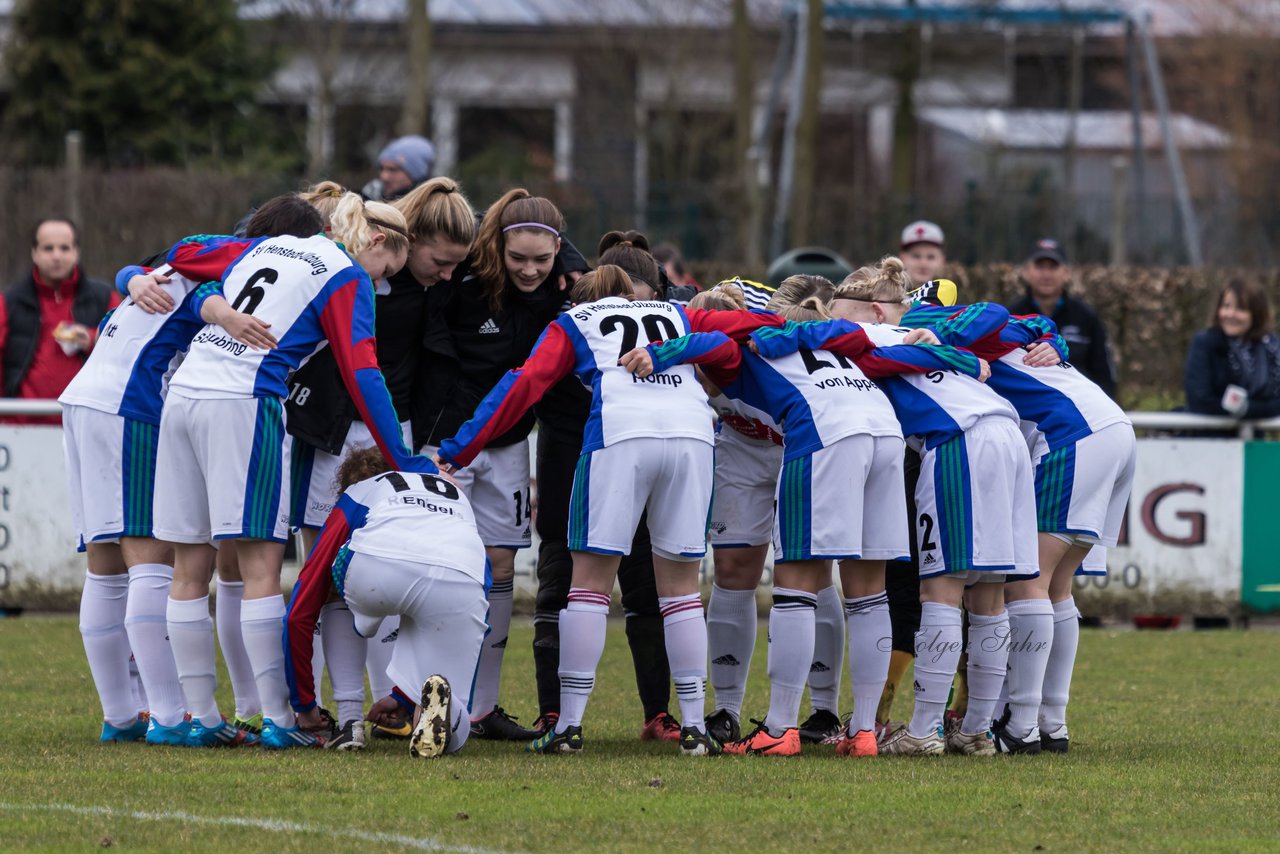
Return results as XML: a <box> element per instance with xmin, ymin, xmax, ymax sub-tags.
<box><xmin>58</xmin><ymin>267</ymin><xmax>214</xmax><ymax>426</ymax></box>
<box><xmin>860</xmin><ymin>323</ymin><xmax>1018</xmax><ymax>449</ymax></box>
<box><xmin>989</xmin><ymin>352</ymin><xmax>1130</xmax><ymax>452</ymax></box>
<box><xmin>168</xmin><ymin>235</ymin><xmax>362</xmax><ymax>401</ymax></box>
<box><xmin>716</xmin><ymin>349</ymin><xmax>901</xmax><ymax>462</ymax></box>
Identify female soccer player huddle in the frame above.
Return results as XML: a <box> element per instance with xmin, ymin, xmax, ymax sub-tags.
<box><xmin>62</xmin><ymin>184</ymin><xmax>1131</xmax><ymax>761</ymax></box>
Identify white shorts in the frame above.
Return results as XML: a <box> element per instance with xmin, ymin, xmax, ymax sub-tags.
<box><xmin>342</xmin><ymin>551</ymin><xmax>487</xmax><ymax>742</ymax></box>
<box><xmin>709</xmin><ymin>427</ymin><xmax>782</xmax><ymax>548</ymax></box>
<box><xmin>1076</xmin><ymin>545</ymin><xmax>1108</xmax><ymax>577</ymax></box>
<box><xmin>421</xmin><ymin>440</ymin><xmax>531</xmax><ymax>549</ymax></box>
<box><xmin>292</xmin><ymin>420</ymin><xmax>413</xmax><ymax>529</ymax></box>
<box><xmin>915</xmin><ymin>416</ymin><xmax>1039</xmax><ymax>579</ymax></box>
<box><xmin>153</xmin><ymin>393</ymin><xmax>292</xmax><ymax>544</ymax></box>
<box><xmin>1033</xmin><ymin>422</ymin><xmax>1136</xmax><ymax>548</ymax></box>
<box><xmin>774</xmin><ymin>434</ymin><xmax>910</xmax><ymax>562</ymax></box>
<box><xmin>62</xmin><ymin>404</ymin><xmax>159</xmax><ymax>546</ymax></box>
<box><xmin>569</xmin><ymin>436</ymin><xmax>713</xmax><ymax>560</ymax></box>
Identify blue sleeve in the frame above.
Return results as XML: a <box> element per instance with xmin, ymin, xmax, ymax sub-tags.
<box><xmin>1183</xmin><ymin>332</ymin><xmax>1223</xmax><ymax>415</ymax></box>
<box><xmin>750</xmin><ymin>319</ymin><xmax>861</xmax><ymax>357</ymax></box>
<box><xmin>904</xmin><ymin>302</ymin><xmax>1010</xmax><ymax>348</ymax></box>
<box><xmin>115</xmin><ymin>265</ymin><xmax>146</xmax><ymax>296</ymax></box>
<box><xmin>645</xmin><ymin>331</ymin><xmax>739</xmax><ymax>374</ymax></box>
<box><xmin>1001</xmin><ymin>314</ymin><xmax>1069</xmax><ymax>360</ymax></box>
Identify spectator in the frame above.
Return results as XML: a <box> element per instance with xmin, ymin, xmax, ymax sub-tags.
<box><xmin>898</xmin><ymin>220</ymin><xmax>947</xmax><ymax>285</ymax></box>
<box><xmin>1184</xmin><ymin>278</ymin><xmax>1280</xmax><ymax>418</ymax></box>
<box><xmin>0</xmin><ymin>218</ymin><xmax>118</xmax><ymax>424</ymax></box>
<box><xmin>653</xmin><ymin>242</ymin><xmax>699</xmax><ymax>290</ymax></box>
<box><xmin>361</xmin><ymin>135</ymin><xmax>436</xmax><ymax>202</ymax></box>
<box><xmin>1007</xmin><ymin>238</ymin><xmax>1116</xmax><ymax>397</ymax></box>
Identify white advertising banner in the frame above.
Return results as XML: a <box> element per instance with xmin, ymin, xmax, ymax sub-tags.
<box><xmin>0</xmin><ymin>426</ymin><xmax>83</xmax><ymax>599</ymax></box>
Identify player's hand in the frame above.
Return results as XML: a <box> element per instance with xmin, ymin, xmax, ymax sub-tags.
<box><xmin>903</xmin><ymin>328</ymin><xmax>940</xmax><ymax>346</ymax></box>
<box><xmin>432</xmin><ymin>452</ymin><xmax>458</xmax><ymax>475</ymax></box>
<box><xmin>747</xmin><ymin>338</ymin><xmax>760</xmax><ymax>355</ymax></box>
<box><xmin>978</xmin><ymin>358</ymin><xmax>991</xmax><ymax>382</ymax></box>
<box><xmin>618</xmin><ymin>347</ymin><xmax>654</xmax><ymax>377</ymax></box>
<box><xmin>297</xmin><ymin>707</ymin><xmax>324</xmax><ymax>732</ymax></box>
<box><xmin>366</xmin><ymin>695</ymin><xmax>407</xmax><ymax>728</ymax></box>
<box><xmin>556</xmin><ymin>270</ymin><xmax>584</xmax><ymax>292</ymax></box>
<box><xmin>1023</xmin><ymin>341</ymin><xmax>1061</xmax><ymax>367</ymax></box>
<box><xmin>128</xmin><ymin>272</ymin><xmax>175</xmax><ymax>314</ymax></box>
<box><xmin>219</xmin><ymin>312</ymin><xmax>277</xmax><ymax>350</ymax></box>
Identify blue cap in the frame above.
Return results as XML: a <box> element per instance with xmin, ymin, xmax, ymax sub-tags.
<box><xmin>377</xmin><ymin>135</ymin><xmax>435</xmax><ymax>183</ymax></box>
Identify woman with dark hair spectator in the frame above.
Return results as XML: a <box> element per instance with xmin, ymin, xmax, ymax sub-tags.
<box><xmin>1185</xmin><ymin>278</ymin><xmax>1280</xmax><ymax>418</ymax></box>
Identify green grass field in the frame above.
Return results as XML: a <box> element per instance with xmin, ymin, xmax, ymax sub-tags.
<box><xmin>1</xmin><ymin>618</ymin><xmax>1277</xmax><ymax>852</ymax></box>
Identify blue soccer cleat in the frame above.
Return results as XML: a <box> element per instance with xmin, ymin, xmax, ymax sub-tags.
<box><xmin>100</xmin><ymin>715</ymin><xmax>149</xmax><ymax>743</ymax></box>
<box><xmin>145</xmin><ymin>716</ymin><xmax>192</xmax><ymax>746</ymax></box>
<box><xmin>260</xmin><ymin>718</ymin><xmax>324</xmax><ymax>750</ymax></box>
<box><xmin>186</xmin><ymin>718</ymin><xmax>253</xmax><ymax>748</ymax></box>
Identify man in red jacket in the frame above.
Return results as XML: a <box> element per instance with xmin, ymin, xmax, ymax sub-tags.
<box><xmin>0</xmin><ymin>218</ymin><xmax>119</xmax><ymax>424</ymax></box>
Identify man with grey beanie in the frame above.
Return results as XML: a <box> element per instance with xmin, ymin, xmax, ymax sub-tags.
<box><xmin>362</xmin><ymin>135</ymin><xmax>436</xmax><ymax>202</ymax></box>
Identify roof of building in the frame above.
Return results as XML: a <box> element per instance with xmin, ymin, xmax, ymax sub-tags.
<box><xmin>919</xmin><ymin>107</ymin><xmax>1233</xmax><ymax>150</ymax></box>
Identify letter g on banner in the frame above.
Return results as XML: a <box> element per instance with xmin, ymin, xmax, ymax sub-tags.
<box><xmin>1142</xmin><ymin>483</ymin><xmax>1206</xmax><ymax>546</ymax></box>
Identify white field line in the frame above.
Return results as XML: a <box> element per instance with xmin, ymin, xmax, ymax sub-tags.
<box><xmin>0</xmin><ymin>801</ymin><xmax>512</xmax><ymax>854</ymax></box>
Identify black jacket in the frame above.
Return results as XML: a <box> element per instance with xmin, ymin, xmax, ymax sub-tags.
<box><xmin>1007</xmin><ymin>291</ymin><xmax>1116</xmax><ymax>397</ymax></box>
<box><xmin>285</xmin><ymin>275</ymin><xmax>426</xmax><ymax>453</ymax></box>
<box><xmin>1184</xmin><ymin>327</ymin><xmax>1280</xmax><ymax>418</ymax></box>
<box><xmin>2</xmin><ymin>267</ymin><xmax>114</xmax><ymax>396</ymax></box>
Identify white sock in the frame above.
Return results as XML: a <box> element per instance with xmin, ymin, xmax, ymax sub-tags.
<box><xmin>167</xmin><ymin>596</ymin><xmax>221</xmax><ymax>726</ymax></box>
<box><xmin>764</xmin><ymin>587</ymin><xmax>816</xmax><ymax>734</ymax></box>
<box><xmin>124</xmin><ymin>564</ymin><xmax>185</xmax><ymax>727</ymax></box>
<box><xmin>240</xmin><ymin>595</ymin><xmax>293</xmax><ymax>726</ymax></box>
<box><xmin>79</xmin><ymin>571</ymin><xmax>137</xmax><ymax>727</ymax></box>
<box><xmin>319</xmin><ymin>601</ymin><xmax>367</xmax><ymax>726</ymax></box>
<box><xmin>844</xmin><ymin>591</ymin><xmax>890</xmax><ymax>735</ymax></box>
<box><xmin>366</xmin><ymin>615</ymin><xmax>399</xmax><ymax>700</ymax></box>
<box><xmin>471</xmin><ymin>578</ymin><xmax>513</xmax><ymax>719</ymax></box>
<box><xmin>707</xmin><ymin>584</ymin><xmax>756</xmax><ymax>718</ymax></box>
<box><xmin>1005</xmin><ymin>597</ymin><xmax>1055</xmax><ymax>739</ymax></box>
<box><xmin>214</xmin><ymin>580</ymin><xmax>260</xmax><ymax>719</ymax></box>
<box><xmin>1040</xmin><ymin>597</ymin><xmax>1080</xmax><ymax>734</ymax></box>
<box><xmin>908</xmin><ymin>602</ymin><xmax>963</xmax><ymax>738</ymax></box>
<box><xmin>557</xmin><ymin>589</ymin><xmax>610</xmax><ymax>731</ymax></box>
<box><xmin>808</xmin><ymin>583</ymin><xmax>844</xmax><ymax>715</ymax></box>
<box><xmin>962</xmin><ymin>610</ymin><xmax>1010</xmax><ymax>735</ymax></box>
<box><xmin>660</xmin><ymin>592</ymin><xmax>709</xmax><ymax>731</ymax></box>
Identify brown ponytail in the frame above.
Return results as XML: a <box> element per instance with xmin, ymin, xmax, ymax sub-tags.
<box><xmin>570</xmin><ymin>264</ymin><xmax>634</xmax><ymax>304</ymax></box>
<box><xmin>473</xmin><ymin>188</ymin><xmax>564</xmax><ymax>311</ymax></box>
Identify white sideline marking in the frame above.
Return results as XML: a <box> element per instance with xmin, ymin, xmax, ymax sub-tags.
<box><xmin>0</xmin><ymin>802</ymin><xmax>509</xmax><ymax>853</ymax></box>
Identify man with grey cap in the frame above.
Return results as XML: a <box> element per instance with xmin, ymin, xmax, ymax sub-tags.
<box><xmin>898</xmin><ymin>220</ymin><xmax>947</xmax><ymax>286</ymax></box>
<box><xmin>1008</xmin><ymin>238</ymin><xmax>1116</xmax><ymax>396</ymax></box>
<box><xmin>362</xmin><ymin>135</ymin><xmax>436</xmax><ymax>202</ymax></box>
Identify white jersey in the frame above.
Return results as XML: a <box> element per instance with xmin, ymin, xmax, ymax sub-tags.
<box><xmin>709</xmin><ymin>392</ymin><xmax>784</xmax><ymax>447</ymax></box>
<box><xmin>343</xmin><ymin>471</ymin><xmax>487</xmax><ymax>583</ymax></box>
<box><xmin>167</xmin><ymin>234</ymin><xmax>364</xmax><ymax>400</ymax></box>
<box><xmin>990</xmin><ymin>350</ymin><xmax>1131</xmax><ymax>452</ymax></box>
<box><xmin>862</xmin><ymin>323</ymin><xmax>1018</xmax><ymax>450</ymax></box>
<box><xmin>58</xmin><ymin>267</ymin><xmax>209</xmax><ymax>425</ymax></box>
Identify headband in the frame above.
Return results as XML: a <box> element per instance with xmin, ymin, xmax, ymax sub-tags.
<box><xmin>365</xmin><ymin>216</ymin><xmax>408</xmax><ymax>237</ymax></box>
<box><xmin>502</xmin><ymin>222</ymin><xmax>560</xmax><ymax>236</ymax></box>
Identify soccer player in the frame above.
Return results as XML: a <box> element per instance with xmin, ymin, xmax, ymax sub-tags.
<box><xmin>758</xmin><ymin>257</ymin><xmax>1040</xmax><ymax>756</ymax></box>
<box><xmin>152</xmin><ymin>193</ymin><xmax>433</xmax><ymax>749</ymax></box>
<box><xmin>284</xmin><ymin>447</ymin><xmax>488</xmax><ymax>758</ymax></box>
<box><xmin>436</xmin><ymin>266</ymin><xmax>742</xmax><ymax>756</ymax></box>
<box><xmin>903</xmin><ymin>296</ymin><xmax>1135</xmax><ymax>752</ymax></box>
<box><xmin>61</xmin><ymin>196</ymin><xmax>316</xmax><ymax>744</ymax></box>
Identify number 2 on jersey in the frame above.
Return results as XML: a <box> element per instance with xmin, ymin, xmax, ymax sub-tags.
<box><xmin>600</xmin><ymin>313</ymin><xmax>679</xmax><ymax>360</ymax></box>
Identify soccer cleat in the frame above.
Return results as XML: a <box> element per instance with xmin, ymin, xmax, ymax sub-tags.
<box><xmin>327</xmin><ymin>719</ymin><xmax>367</xmax><ymax>751</ymax></box>
<box><xmin>312</xmin><ymin>707</ymin><xmax>339</xmax><ymax>741</ymax></box>
<box><xmin>879</xmin><ymin>725</ymin><xmax>945</xmax><ymax>756</ymax></box>
<box><xmin>640</xmin><ymin>711</ymin><xmax>682</xmax><ymax>742</ymax></box>
<box><xmin>1040</xmin><ymin>724</ymin><xmax>1070</xmax><ymax>754</ymax></box>
<box><xmin>186</xmin><ymin>718</ymin><xmax>253</xmax><ymax>748</ymax></box>
<box><xmin>875</xmin><ymin>719</ymin><xmax>903</xmax><ymax>746</ymax></box>
<box><xmin>942</xmin><ymin>709</ymin><xmax>964</xmax><ymax>739</ymax></box>
<box><xmin>835</xmin><ymin>729</ymin><xmax>879</xmax><ymax>757</ymax></box>
<box><xmin>469</xmin><ymin>706</ymin><xmax>538</xmax><ymax>741</ymax></box>
<box><xmin>798</xmin><ymin>708</ymin><xmax>843</xmax><ymax>744</ymax></box>
<box><xmin>723</xmin><ymin>720</ymin><xmax>801</xmax><ymax>756</ymax></box>
<box><xmin>991</xmin><ymin>722</ymin><xmax>1043</xmax><ymax>755</ymax></box>
<box><xmin>946</xmin><ymin>728</ymin><xmax>996</xmax><ymax>756</ymax></box>
<box><xmin>706</xmin><ymin>708</ymin><xmax>741</xmax><ymax>744</ymax></box>
<box><xmin>410</xmin><ymin>674</ymin><xmax>454</xmax><ymax>759</ymax></box>
<box><xmin>233</xmin><ymin>713</ymin><xmax>264</xmax><ymax>736</ymax></box>
<box><xmin>259</xmin><ymin>718</ymin><xmax>323</xmax><ymax>750</ymax></box>
<box><xmin>526</xmin><ymin>725</ymin><xmax>584</xmax><ymax>755</ymax></box>
<box><xmin>531</xmin><ymin>712</ymin><xmax>559</xmax><ymax>735</ymax></box>
<box><xmin>100</xmin><ymin>716</ymin><xmax>149</xmax><ymax>743</ymax></box>
<box><xmin>370</xmin><ymin>720</ymin><xmax>412</xmax><ymax>740</ymax></box>
<box><xmin>679</xmin><ymin>726</ymin><xmax>722</xmax><ymax>756</ymax></box>
<box><xmin>145</xmin><ymin>716</ymin><xmax>191</xmax><ymax>746</ymax></box>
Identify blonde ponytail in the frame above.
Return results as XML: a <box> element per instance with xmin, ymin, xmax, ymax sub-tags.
<box><xmin>328</xmin><ymin>192</ymin><xmax>410</xmax><ymax>258</ymax></box>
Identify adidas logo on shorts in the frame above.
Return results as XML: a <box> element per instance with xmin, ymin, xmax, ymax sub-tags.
<box><xmin>922</xmin><ymin>553</ymin><xmax>937</xmax><ymax>566</ymax></box>
<box><xmin>479</xmin><ymin>318</ymin><xmax>500</xmax><ymax>334</ymax></box>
